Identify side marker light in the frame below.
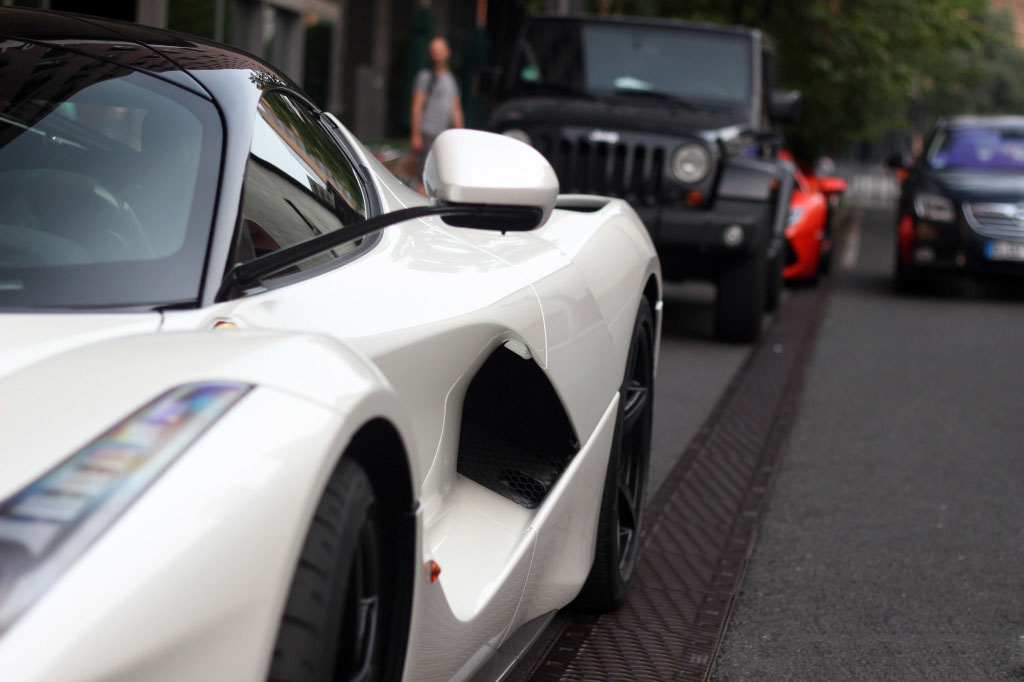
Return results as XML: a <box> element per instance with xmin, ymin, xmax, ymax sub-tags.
<box><xmin>426</xmin><ymin>560</ymin><xmax>441</xmax><ymax>583</ymax></box>
<box><xmin>723</xmin><ymin>225</ymin><xmax>744</xmax><ymax>248</ymax></box>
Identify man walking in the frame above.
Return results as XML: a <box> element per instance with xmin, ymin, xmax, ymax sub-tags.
<box><xmin>410</xmin><ymin>37</ymin><xmax>463</xmax><ymax>192</ymax></box>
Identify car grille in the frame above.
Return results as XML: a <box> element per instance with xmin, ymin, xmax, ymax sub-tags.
<box><xmin>542</xmin><ymin>129</ymin><xmax>671</xmax><ymax>203</ymax></box>
<box><xmin>964</xmin><ymin>202</ymin><xmax>1024</xmax><ymax>239</ymax></box>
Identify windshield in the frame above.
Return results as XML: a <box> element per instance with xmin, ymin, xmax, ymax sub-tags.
<box><xmin>0</xmin><ymin>41</ymin><xmax>222</xmax><ymax>309</ymax></box>
<box><xmin>927</xmin><ymin>126</ymin><xmax>1024</xmax><ymax>170</ymax></box>
<box><xmin>511</xmin><ymin>20</ymin><xmax>752</xmax><ymax>109</ymax></box>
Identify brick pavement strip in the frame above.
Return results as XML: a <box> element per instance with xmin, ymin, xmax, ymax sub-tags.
<box><xmin>527</xmin><ymin>272</ymin><xmax>833</xmax><ymax>681</ymax></box>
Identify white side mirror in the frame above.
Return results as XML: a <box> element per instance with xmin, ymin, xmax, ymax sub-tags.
<box><xmin>423</xmin><ymin>129</ymin><xmax>559</xmax><ymax>229</ymax></box>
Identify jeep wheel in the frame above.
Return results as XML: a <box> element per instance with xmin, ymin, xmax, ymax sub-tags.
<box><xmin>714</xmin><ymin>252</ymin><xmax>766</xmax><ymax>343</ymax></box>
<box><xmin>764</xmin><ymin>250</ymin><xmax>783</xmax><ymax>312</ymax></box>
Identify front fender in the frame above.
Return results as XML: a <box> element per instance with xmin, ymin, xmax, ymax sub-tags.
<box><xmin>717</xmin><ymin>156</ymin><xmax>795</xmax><ymax>258</ymax></box>
<box><xmin>0</xmin><ymin>329</ymin><xmax>418</xmax><ymax>502</ymax></box>
<box><xmin>0</xmin><ymin>331</ymin><xmax>417</xmax><ymax>682</ymax></box>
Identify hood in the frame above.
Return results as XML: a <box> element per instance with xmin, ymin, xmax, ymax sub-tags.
<box><xmin>0</xmin><ymin>326</ymin><xmax>388</xmax><ymax>504</ymax></box>
<box><xmin>490</xmin><ymin>96</ymin><xmax>751</xmax><ymax>141</ymax></box>
<box><xmin>927</xmin><ymin>168</ymin><xmax>1024</xmax><ymax>202</ymax></box>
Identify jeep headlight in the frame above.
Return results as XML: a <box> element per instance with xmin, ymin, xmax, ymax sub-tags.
<box><xmin>0</xmin><ymin>382</ymin><xmax>250</xmax><ymax>632</ymax></box>
<box><xmin>670</xmin><ymin>143</ymin><xmax>711</xmax><ymax>184</ymax></box>
<box><xmin>914</xmin><ymin>193</ymin><xmax>955</xmax><ymax>222</ymax></box>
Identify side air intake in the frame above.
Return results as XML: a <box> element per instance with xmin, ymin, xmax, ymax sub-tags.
<box><xmin>456</xmin><ymin>345</ymin><xmax>579</xmax><ymax>509</ymax></box>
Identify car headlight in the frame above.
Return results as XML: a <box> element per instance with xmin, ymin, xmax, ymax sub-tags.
<box><xmin>0</xmin><ymin>382</ymin><xmax>251</xmax><ymax>632</ymax></box>
<box><xmin>670</xmin><ymin>143</ymin><xmax>711</xmax><ymax>184</ymax></box>
<box><xmin>501</xmin><ymin>128</ymin><xmax>532</xmax><ymax>146</ymax></box>
<box><xmin>787</xmin><ymin>207</ymin><xmax>804</xmax><ymax>227</ymax></box>
<box><xmin>914</xmin><ymin>193</ymin><xmax>955</xmax><ymax>222</ymax></box>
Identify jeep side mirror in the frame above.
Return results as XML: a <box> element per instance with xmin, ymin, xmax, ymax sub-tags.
<box><xmin>769</xmin><ymin>89</ymin><xmax>802</xmax><ymax>125</ymax></box>
<box><xmin>475</xmin><ymin>66</ymin><xmax>502</xmax><ymax>98</ymax></box>
<box><xmin>885</xmin><ymin>151</ymin><xmax>911</xmax><ymax>170</ymax></box>
<box><xmin>424</xmin><ymin>129</ymin><xmax>559</xmax><ymax>230</ymax></box>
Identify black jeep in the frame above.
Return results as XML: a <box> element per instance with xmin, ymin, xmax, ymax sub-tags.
<box><xmin>487</xmin><ymin>15</ymin><xmax>799</xmax><ymax>342</ymax></box>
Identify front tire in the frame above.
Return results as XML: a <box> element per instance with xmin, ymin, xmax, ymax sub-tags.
<box><xmin>269</xmin><ymin>458</ymin><xmax>386</xmax><ymax>682</ymax></box>
<box><xmin>714</xmin><ymin>251</ymin><xmax>766</xmax><ymax>342</ymax></box>
<box><xmin>819</xmin><ymin>212</ymin><xmax>834</xmax><ymax>277</ymax></box>
<box><xmin>574</xmin><ymin>299</ymin><xmax>655</xmax><ymax>612</ymax></box>
<box><xmin>894</xmin><ymin>240</ymin><xmax>921</xmax><ymax>294</ymax></box>
<box><xmin>764</xmin><ymin>249</ymin><xmax>784</xmax><ymax>311</ymax></box>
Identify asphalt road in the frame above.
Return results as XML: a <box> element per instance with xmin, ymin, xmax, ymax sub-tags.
<box><xmin>712</xmin><ymin>207</ymin><xmax>1024</xmax><ymax>680</ymax></box>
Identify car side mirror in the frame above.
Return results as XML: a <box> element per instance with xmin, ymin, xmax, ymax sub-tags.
<box><xmin>424</xmin><ymin>129</ymin><xmax>559</xmax><ymax>230</ymax></box>
<box><xmin>769</xmin><ymin>89</ymin><xmax>802</xmax><ymax>125</ymax></box>
<box><xmin>818</xmin><ymin>177</ymin><xmax>847</xmax><ymax>195</ymax></box>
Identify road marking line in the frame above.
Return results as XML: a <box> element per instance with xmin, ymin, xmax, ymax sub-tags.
<box><xmin>840</xmin><ymin>210</ymin><xmax>862</xmax><ymax>270</ymax></box>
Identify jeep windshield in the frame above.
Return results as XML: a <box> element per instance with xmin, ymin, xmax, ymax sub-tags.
<box><xmin>510</xmin><ymin>19</ymin><xmax>752</xmax><ymax>110</ymax></box>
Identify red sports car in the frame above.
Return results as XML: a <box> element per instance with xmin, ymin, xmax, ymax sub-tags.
<box><xmin>780</xmin><ymin>153</ymin><xmax>847</xmax><ymax>282</ymax></box>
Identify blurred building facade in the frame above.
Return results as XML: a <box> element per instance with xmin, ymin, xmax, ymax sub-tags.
<box><xmin>1</xmin><ymin>0</ymin><xmax>585</xmax><ymax>140</ymax></box>
<box><xmin>994</xmin><ymin>0</ymin><xmax>1024</xmax><ymax>46</ymax></box>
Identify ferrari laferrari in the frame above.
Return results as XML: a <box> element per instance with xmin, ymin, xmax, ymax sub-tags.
<box><xmin>0</xmin><ymin>9</ymin><xmax>661</xmax><ymax>681</ymax></box>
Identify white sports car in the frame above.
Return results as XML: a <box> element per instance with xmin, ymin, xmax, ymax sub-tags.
<box><xmin>0</xmin><ymin>9</ymin><xmax>662</xmax><ymax>681</ymax></box>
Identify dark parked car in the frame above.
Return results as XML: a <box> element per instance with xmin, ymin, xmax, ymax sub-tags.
<box><xmin>890</xmin><ymin>115</ymin><xmax>1024</xmax><ymax>289</ymax></box>
<box><xmin>488</xmin><ymin>14</ymin><xmax>799</xmax><ymax>341</ymax></box>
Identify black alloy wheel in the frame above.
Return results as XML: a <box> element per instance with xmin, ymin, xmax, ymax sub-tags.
<box><xmin>269</xmin><ymin>458</ymin><xmax>387</xmax><ymax>682</ymax></box>
<box><xmin>337</xmin><ymin>517</ymin><xmax>381</xmax><ymax>680</ymax></box>
<box><xmin>574</xmin><ymin>299</ymin><xmax>655</xmax><ymax>612</ymax></box>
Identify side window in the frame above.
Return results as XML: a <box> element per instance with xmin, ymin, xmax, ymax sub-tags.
<box><xmin>233</xmin><ymin>91</ymin><xmax>366</xmax><ymax>275</ymax></box>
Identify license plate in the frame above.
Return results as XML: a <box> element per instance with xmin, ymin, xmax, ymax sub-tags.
<box><xmin>985</xmin><ymin>240</ymin><xmax>1024</xmax><ymax>261</ymax></box>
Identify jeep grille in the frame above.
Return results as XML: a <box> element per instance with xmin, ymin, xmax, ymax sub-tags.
<box><xmin>549</xmin><ymin>133</ymin><xmax>666</xmax><ymax>203</ymax></box>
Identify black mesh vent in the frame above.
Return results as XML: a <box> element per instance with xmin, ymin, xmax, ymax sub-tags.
<box><xmin>457</xmin><ymin>347</ymin><xmax>579</xmax><ymax>509</ymax></box>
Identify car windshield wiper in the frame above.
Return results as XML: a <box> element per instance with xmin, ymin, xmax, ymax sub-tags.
<box><xmin>0</xmin><ymin>112</ymin><xmax>45</xmax><ymax>136</ymax></box>
<box><xmin>519</xmin><ymin>82</ymin><xmax>596</xmax><ymax>100</ymax></box>
<box><xmin>609</xmin><ymin>88</ymin><xmax>736</xmax><ymax>113</ymax></box>
<box><xmin>217</xmin><ymin>204</ymin><xmax>542</xmax><ymax>301</ymax></box>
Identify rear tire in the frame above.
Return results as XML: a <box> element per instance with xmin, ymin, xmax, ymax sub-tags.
<box><xmin>819</xmin><ymin>237</ymin><xmax>833</xmax><ymax>278</ymax></box>
<box><xmin>714</xmin><ymin>252</ymin><xmax>766</xmax><ymax>343</ymax></box>
<box><xmin>269</xmin><ymin>458</ymin><xmax>386</xmax><ymax>682</ymax></box>
<box><xmin>573</xmin><ymin>299</ymin><xmax>655</xmax><ymax>612</ymax></box>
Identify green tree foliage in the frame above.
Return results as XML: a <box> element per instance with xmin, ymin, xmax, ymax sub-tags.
<box><xmin>582</xmin><ymin>0</ymin><xmax>1020</xmax><ymax>156</ymax></box>
<box><xmin>914</xmin><ymin>5</ymin><xmax>1024</xmax><ymax>122</ymax></box>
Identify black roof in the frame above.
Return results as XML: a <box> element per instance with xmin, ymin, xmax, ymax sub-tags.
<box><xmin>941</xmin><ymin>115</ymin><xmax>1024</xmax><ymax>129</ymax></box>
<box><xmin>0</xmin><ymin>7</ymin><xmax>295</xmax><ymax>99</ymax></box>
<box><xmin>527</xmin><ymin>12</ymin><xmax>765</xmax><ymax>42</ymax></box>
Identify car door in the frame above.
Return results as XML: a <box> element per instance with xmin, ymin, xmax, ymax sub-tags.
<box><xmin>162</xmin><ymin>89</ymin><xmax>549</xmax><ymax>668</ymax></box>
